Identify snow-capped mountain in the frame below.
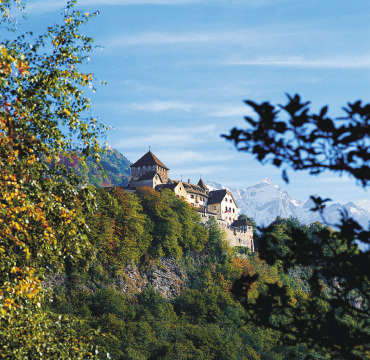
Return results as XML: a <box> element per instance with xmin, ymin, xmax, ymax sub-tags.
<box><xmin>355</xmin><ymin>199</ymin><xmax>370</xmax><ymax>212</ymax></box>
<box><xmin>206</xmin><ymin>179</ymin><xmax>370</xmax><ymax>228</ymax></box>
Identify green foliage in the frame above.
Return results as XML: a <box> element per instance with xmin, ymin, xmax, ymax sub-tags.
<box><xmin>85</xmin><ymin>187</ymin><xmax>151</xmax><ymax>269</ymax></box>
<box><xmin>0</xmin><ymin>1</ymin><xmax>106</xmax><ymax>357</ymax></box>
<box><xmin>233</xmin><ymin>213</ymin><xmax>370</xmax><ymax>359</ymax></box>
<box><xmin>57</xmin><ymin>148</ymin><xmax>131</xmax><ymax>188</ymax></box>
<box><xmin>204</xmin><ymin>217</ymin><xmax>230</xmax><ymax>261</ymax></box>
<box><xmin>223</xmin><ymin>94</ymin><xmax>369</xmax><ymax>186</ymax></box>
<box><xmin>50</xmin><ymin>197</ymin><xmax>335</xmax><ymax>360</ymax></box>
<box><xmin>134</xmin><ymin>187</ymin><xmax>208</xmax><ymax>259</ymax></box>
<box><xmin>174</xmin><ymin>284</ymin><xmax>244</xmax><ymax>325</ymax></box>
<box><xmin>225</xmin><ymin>94</ymin><xmax>370</xmax><ymax>359</ymax></box>
<box><xmin>135</xmin><ymin>187</ymin><xmax>184</xmax><ymax>259</ymax></box>
<box><xmin>161</xmin><ymin>189</ymin><xmax>208</xmax><ymax>253</ymax></box>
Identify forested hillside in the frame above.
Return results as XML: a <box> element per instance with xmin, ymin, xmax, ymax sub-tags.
<box><xmin>48</xmin><ymin>186</ymin><xmax>335</xmax><ymax>359</ymax></box>
<box><xmin>57</xmin><ymin>148</ymin><xmax>131</xmax><ymax>188</ymax></box>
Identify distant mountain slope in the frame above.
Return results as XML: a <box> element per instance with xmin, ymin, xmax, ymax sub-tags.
<box><xmin>355</xmin><ymin>199</ymin><xmax>370</xmax><ymax>212</ymax></box>
<box><xmin>58</xmin><ymin>148</ymin><xmax>131</xmax><ymax>187</ymax></box>
<box><xmin>206</xmin><ymin>179</ymin><xmax>370</xmax><ymax>228</ymax></box>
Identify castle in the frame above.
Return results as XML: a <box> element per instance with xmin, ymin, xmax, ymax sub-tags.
<box><xmin>126</xmin><ymin>150</ymin><xmax>254</xmax><ymax>250</ymax></box>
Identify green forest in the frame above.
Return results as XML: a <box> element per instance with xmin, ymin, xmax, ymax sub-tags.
<box><xmin>0</xmin><ymin>1</ymin><xmax>368</xmax><ymax>359</ymax></box>
<box><xmin>45</xmin><ymin>187</ymin><xmax>344</xmax><ymax>360</ymax></box>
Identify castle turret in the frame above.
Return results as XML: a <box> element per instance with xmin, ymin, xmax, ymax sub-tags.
<box><xmin>130</xmin><ymin>150</ymin><xmax>169</xmax><ymax>183</ymax></box>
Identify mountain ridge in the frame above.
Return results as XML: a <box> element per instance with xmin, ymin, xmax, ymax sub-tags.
<box><xmin>206</xmin><ymin>179</ymin><xmax>370</xmax><ymax>228</ymax></box>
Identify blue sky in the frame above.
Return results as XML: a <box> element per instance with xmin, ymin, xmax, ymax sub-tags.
<box><xmin>17</xmin><ymin>0</ymin><xmax>370</xmax><ymax>203</ymax></box>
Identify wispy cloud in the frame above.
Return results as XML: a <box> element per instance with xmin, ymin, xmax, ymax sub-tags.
<box><xmin>225</xmin><ymin>55</ymin><xmax>370</xmax><ymax>69</ymax></box>
<box><xmin>127</xmin><ymin>100</ymin><xmax>193</xmax><ymax>112</ymax></box>
<box><xmin>112</xmin><ymin>124</ymin><xmax>220</xmax><ymax>149</ymax></box>
<box><xmin>161</xmin><ymin>150</ymin><xmax>233</xmax><ymax>163</ymax></box>
<box><xmin>172</xmin><ymin>164</ymin><xmax>228</xmax><ymax>177</ymax></box>
<box><xmin>106</xmin><ymin>29</ymin><xmax>284</xmax><ymax>47</ymax></box>
<box><xmin>27</xmin><ymin>0</ymin><xmax>290</xmax><ymax>14</ymax></box>
<box><xmin>26</xmin><ymin>1</ymin><xmax>66</xmax><ymax>14</ymax></box>
<box><xmin>26</xmin><ymin>0</ymin><xmax>211</xmax><ymax>14</ymax></box>
<box><xmin>207</xmin><ymin>104</ymin><xmax>252</xmax><ymax>118</ymax></box>
<box><xmin>108</xmin><ymin>32</ymin><xmax>229</xmax><ymax>47</ymax></box>
<box><xmin>99</xmin><ymin>99</ymin><xmax>251</xmax><ymax>118</ymax></box>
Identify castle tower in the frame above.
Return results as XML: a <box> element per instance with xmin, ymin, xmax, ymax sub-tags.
<box><xmin>130</xmin><ymin>150</ymin><xmax>169</xmax><ymax>183</ymax></box>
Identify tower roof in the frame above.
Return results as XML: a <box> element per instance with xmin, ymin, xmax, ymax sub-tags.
<box><xmin>130</xmin><ymin>151</ymin><xmax>169</xmax><ymax>170</ymax></box>
<box><xmin>197</xmin><ymin>178</ymin><xmax>208</xmax><ymax>190</ymax></box>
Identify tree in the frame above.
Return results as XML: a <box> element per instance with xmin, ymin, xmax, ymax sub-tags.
<box><xmin>225</xmin><ymin>94</ymin><xmax>370</xmax><ymax>359</ymax></box>
<box><xmin>85</xmin><ymin>188</ymin><xmax>152</xmax><ymax>269</ymax></box>
<box><xmin>0</xmin><ymin>1</ymin><xmax>106</xmax><ymax>357</ymax></box>
<box><xmin>223</xmin><ymin>94</ymin><xmax>369</xmax><ymax>187</ymax></box>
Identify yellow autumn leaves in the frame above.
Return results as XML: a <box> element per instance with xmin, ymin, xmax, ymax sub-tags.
<box><xmin>0</xmin><ymin>46</ymin><xmax>29</xmax><ymax>77</ymax></box>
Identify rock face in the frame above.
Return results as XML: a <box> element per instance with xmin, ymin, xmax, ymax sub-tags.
<box><xmin>117</xmin><ymin>258</ymin><xmax>187</xmax><ymax>299</ymax></box>
<box><xmin>148</xmin><ymin>259</ymin><xmax>186</xmax><ymax>298</ymax></box>
<box><xmin>206</xmin><ymin>179</ymin><xmax>370</xmax><ymax>228</ymax></box>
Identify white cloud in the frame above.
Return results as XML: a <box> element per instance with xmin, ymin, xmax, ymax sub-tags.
<box><xmin>26</xmin><ymin>0</ymin><xmax>209</xmax><ymax>14</ymax></box>
<box><xmin>26</xmin><ymin>1</ymin><xmax>66</xmax><ymax>14</ymax></box>
<box><xmin>108</xmin><ymin>32</ymin><xmax>229</xmax><ymax>47</ymax></box>
<box><xmin>111</xmin><ymin>124</ymin><xmax>220</xmax><ymax>149</ymax></box>
<box><xmin>172</xmin><ymin>164</ymin><xmax>228</xmax><ymax>177</ymax></box>
<box><xmin>127</xmin><ymin>100</ymin><xmax>192</xmax><ymax>112</ymax></box>
<box><xmin>225</xmin><ymin>55</ymin><xmax>370</xmax><ymax>69</ymax></box>
<box><xmin>100</xmin><ymin>100</ymin><xmax>251</xmax><ymax>118</ymax></box>
<box><xmin>27</xmin><ymin>0</ymin><xmax>290</xmax><ymax>14</ymax></box>
<box><xmin>207</xmin><ymin>104</ymin><xmax>253</xmax><ymax>118</ymax></box>
<box><xmin>105</xmin><ymin>29</ymin><xmax>284</xmax><ymax>48</ymax></box>
<box><xmin>161</xmin><ymin>150</ymin><xmax>233</xmax><ymax>163</ymax></box>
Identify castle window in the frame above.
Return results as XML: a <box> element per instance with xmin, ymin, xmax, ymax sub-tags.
<box><xmin>191</xmin><ymin>195</ymin><xmax>194</xmax><ymax>199</ymax></box>
<box><xmin>213</xmin><ymin>206</ymin><xmax>216</xmax><ymax>210</ymax></box>
<box><xmin>233</xmin><ymin>208</ymin><xmax>235</xmax><ymax>213</ymax></box>
<box><xmin>230</xmin><ymin>199</ymin><xmax>233</xmax><ymax>203</ymax></box>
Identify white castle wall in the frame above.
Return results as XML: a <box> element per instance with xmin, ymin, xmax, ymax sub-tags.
<box><xmin>223</xmin><ymin>227</ymin><xmax>254</xmax><ymax>250</ymax></box>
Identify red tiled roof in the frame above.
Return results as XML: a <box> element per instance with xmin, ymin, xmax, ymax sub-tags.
<box><xmin>130</xmin><ymin>151</ymin><xmax>169</xmax><ymax>170</ymax></box>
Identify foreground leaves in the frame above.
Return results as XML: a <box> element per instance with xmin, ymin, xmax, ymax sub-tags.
<box><xmin>0</xmin><ymin>1</ymin><xmax>106</xmax><ymax>357</ymax></box>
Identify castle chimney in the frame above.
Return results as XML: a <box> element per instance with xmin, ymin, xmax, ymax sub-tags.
<box><xmin>188</xmin><ymin>179</ymin><xmax>190</xmax><ymax>184</ymax></box>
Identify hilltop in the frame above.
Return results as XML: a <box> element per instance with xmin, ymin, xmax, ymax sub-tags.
<box><xmin>57</xmin><ymin>148</ymin><xmax>131</xmax><ymax>187</ymax></box>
